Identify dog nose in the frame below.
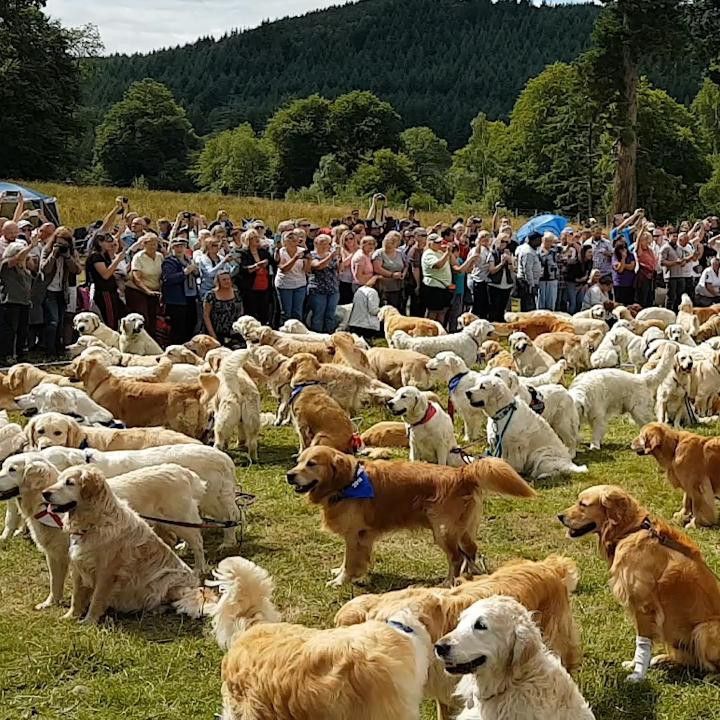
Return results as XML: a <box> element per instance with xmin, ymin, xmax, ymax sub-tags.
<box><xmin>286</xmin><ymin>473</ymin><xmax>296</xmax><ymax>484</ymax></box>
<box><xmin>465</xmin><ymin>390</ymin><xmax>473</xmax><ymax>399</ymax></box>
<box><xmin>42</xmin><ymin>491</ymin><xmax>53</xmax><ymax>502</ymax></box>
<box><xmin>557</xmin><ymin>514</ymin><xmax>565</xmax><ymax>524</ymax></box>
<box><xmin>434</xmin><ymin>642</ymin><xmax>451</xmax><ymax>658</ymax></box>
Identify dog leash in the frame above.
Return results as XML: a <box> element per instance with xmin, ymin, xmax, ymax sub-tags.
<box><xmin>138</xmin><ymin>492</ymin><xmax>256</xmax><ymax>531</ymax></box>
<box><xmin>487</xmin><ymin>401</ymin><xmax>517</xmax><ymax>458</ymax></box>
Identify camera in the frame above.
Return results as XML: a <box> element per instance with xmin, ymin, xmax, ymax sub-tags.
<box><xmin>183</xmin><ymin>212</ymin><xmax>192</xmax><ymax>220</ymax></box>
<box><xmin>122</xmin><ymin>197</ymin><xmax>129</xmax><ymax>204</ymax></box>
<box><xmin>57</xmin><ymin>242</ymin><xmax>69</xmax><ymax>255</ymax></box>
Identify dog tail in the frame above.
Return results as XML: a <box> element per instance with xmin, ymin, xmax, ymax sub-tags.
<box><xmin>541</xmin><ymin>555</ymin><xmax>579</xmax><ymax>594</ymax></box>
<box><xmin>464</xmin><ymin>457</ymin><xmax>536</xmax><ymax>498</ymax></box>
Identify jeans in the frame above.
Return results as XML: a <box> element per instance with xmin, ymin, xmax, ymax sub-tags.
<box><xmin>565</xmin><ymin>282</ymin><xmax>584</xmax><ymax>315</ymax></box>
<box><xmin>42</xmin><ymin>290</ymin><xmax>65</xmax><ymax>355</ymax></box>
<box><xmin>0</xmin><ymin>303</ymin><xmax>29</xmax><ymax>361</ymax></box>
<box><xmin>277</xmin><ymin>285</ymin><xmax>307</xmax><ymax>322</ymax></box>
<box><xmin>537</xmin><ymin>280</ymin><xmax>558</xmax><ymax>311</ymax></box>
<box><xmin>308</xmin><ymin>291</ymin><xmax>339</xmax><ymax>333</ymax></box>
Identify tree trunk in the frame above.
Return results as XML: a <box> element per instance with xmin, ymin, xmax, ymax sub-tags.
<box><xmin>613</xmin><ymin>29</ymin><xmax>639</xmax><ymax>214</ymax></box>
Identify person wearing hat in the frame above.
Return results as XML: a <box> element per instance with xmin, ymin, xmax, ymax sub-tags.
<box><xmin>0</xmin><ymin>239</ymin><xmax>35</xmax><ymax>364</ymax></box>
<box><xmin>421</xmin><ymin>232</ymin><xmax>453</xmax><ymax>323</ymax></box>
<box><xmin>161</xmin><ymin>237</ymin><xmax>198</xmax><ymax>344</ymax></box>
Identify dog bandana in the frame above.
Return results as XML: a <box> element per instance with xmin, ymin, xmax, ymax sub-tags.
<box><xmin>527</xmin><ymin>387</ymin><xmax>545</xmax><ymax>415</ymax></box>
<box><xmin>335</xmin><ymin>464</ymin><xmax>375</xmax><ymax>501</ymax></box>
<box><xmin>289</xmin><ymin>382</ymin><xmax>321</xmax><ymax>405</ymax></box>
<box><xmin>411</xmin><ymin>403</ymin><xmax>437</xmax><ymax>428</ymax></box>
<box><xmin>34</xmin><ymin>507</ymin><xmax>64</xmax><ymax>529</ymax></box>
<box><xmin>447</xmin><ymin>372</ymin><xmax>468</xmax><ymax>421</ymax></box>
<box><xmin>387</xmin><ymin>619</ymin><xmax>415</xmax><ymax>634</ymax></box>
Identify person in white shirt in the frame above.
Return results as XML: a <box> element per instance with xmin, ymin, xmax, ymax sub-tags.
<box><xmin>695</xmin><ymin>256</ymin><xmax>720</xmax><ymax>307</ymax></box>
<box><xmin>467</xmin><ymin>231</ymin><xmax>492</xmax><ymax>319</ymax></box>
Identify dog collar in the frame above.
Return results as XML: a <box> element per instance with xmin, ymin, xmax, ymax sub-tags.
<box><xmin>387</xmin><ymin>619</ymin><xmax>415</xmax><ymax>635</ymax></box>
<box><xmin>411</xmin><ymin>403</ymin><xmax>437</xmax><ymax>428</ymax></box>
<box><xmin>332</xmin><ymin>464</ymin><xmax>375</xmax><ymax>503</ymax></box>
<box><xmin>491</xmin><ymin>401</ymin><xmax>517</xmax><ymax>423</ymax></box>
<box><xmin>528</xmin><ymin>387</ymin><xmax>545</xmax><ymax>415</ymax></box>
<box><xmin>34</xmin><ymin>507</ymin><xmax>65</xmax><ymax>529</ymax></box>
<box><xmin>79</xmin><ymin>438</ymin><xmax>90</xmax><ymax>450</ymax></box>
<box><xmin>97</xmin><ymin>419</ymin><xmax>126</xmax><ymax>429</ymax></box>
<box><xmin>84</xmin><ymin>449</ymin><xmax>94</xmax><ymax>464</ymax></box>
<box><xmin>448</xmin><ymin>372</ymin><xmax>469</xmax><ymax>394</ymax></box>
<box><xmin>289</xmin><ymin>382</ymin><xmax>321</xmax><ymax>405</ymax></box>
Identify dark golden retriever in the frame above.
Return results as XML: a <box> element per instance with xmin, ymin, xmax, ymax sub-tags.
<box><xmin>286</xmin><ymin>446</ymin><xmax>535</xmax><ymax>587</ymax></box>
<box><xmin>559</xmin><ymin>485</ymin><xmax>720</xmax><ymax>681</ymax></box>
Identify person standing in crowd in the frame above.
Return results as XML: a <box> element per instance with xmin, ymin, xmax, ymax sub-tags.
<box><xmin>405</xmin><ymin>227</ymin><xmax>427</xmax><ymax>316</ymax></box>
<box><xmin>611</xmin><ymin>237</ymin><xmax>636</xmax><ymax>305</ymax></box>
<box><xmin>467</xmin><ymin>230</ymin><xmax>492</xmax><ymax>319</ymax></box>
<box><xmin>275</xmin><ymin>230</ymin><xmax>310</xmax><ymax>322</ymax></box>
<box><xmin>590</xmin><ymin>223</ymin><xmax>614</xmax><ymax>277</ymax></box>
<box><xmin>695</xmin><ymin>255</ymin><xmax>720</xmax><ymax>307</ymax></box>
<box><xmin>347</xmin><ymin>277</ymin><xmax>381</xmax><ymax>341</ymax></box>
<box><xmin>307</xmin><ymin>234</ymin><xmax>340</xmax><ymax>333</ymax></box>
<box><xmin>515</xmin><ymin>232</ymin><xmax>542</xmax><ymax>311</ymax></box>
<box><xmin>121</xmin><ymin>215</ymin><xmax>146</xmax><ymax>252</ymax></box>
<box><xmin>678</xmin><ymin>231</ymin><xmax>701</xmax><ymax>299</ymax></box>
<box><xmin>351</xmin><ymin>235</ymin><xmax>376</xmax><ymax>291</ymax></box>
<box><xmin>161</xmin><ymin>237</ymin><xmax>199</xmax><ymax>344</ymax></box>
<box><xmin>203</xmin><ymin>270</ymin><xmax>243</xmax><ymax>345</ymax></box>
<box><xmin>237</xmin><ymin>228</ymin><xmax>274</xmax><ymax>326</ymax></box>
<box><xmin>421</xmin><ymin>233</ymin><xmax>453</xmax><ymax>324</ymax></box>
<box><xmin>125</xmin><ymin>234</ymin><xmax>163</xmax><ymax>337</ymax></box>
<box><xmin>372</xmin><ymin>230</ymin><xmax>405</xmax><ymax>310</ymax></box>
<box><xmin>634</xmin><ymin>228</ymin><xmax>656</xmax><ymax>308</ymax></box>
<box><xmin>447</xmin><ymin>239</ymin><xmax>476</xmax><ymax>330</ymax></box>
<box><xmin>39</xmin><ymin>226</ymin><xmax>81</xmax><ymax>356</ymax></box>
<box><xmin>0</xmin><ymin>240</ymin><xmax>35</xmax><ymax>364</ymax></box>
<box><xmin>85</xmin><ymin>233</ymin><xmax>129</xmax><ymax>329</ymax></box>
<box><xmin>338</xmin><ymin>229</ymin><xmax>358</xmax><ymax>304</ymax></box>
<box><xmin>196</xmin><ymin>232</ymin><xmax>232</xmax><ymax>301</ymax></box>
<box><xmin>661</xmin><ymin>228</ymin><xmax>691</xmax><ymax>312</ymax></box>
<box><xmin>486</xmin><ymin>232</ymin><xmax>515</xmax><ymax>322</ymax></box>
<box><xmin>562</xmin><ymin>229</ymin><xmax>585</xmax><ymax>314</ymax></box>
<box><xmin>537</xmin><ymin>232</ymin><xmax>560</xmax><ymax>311</ymax></box>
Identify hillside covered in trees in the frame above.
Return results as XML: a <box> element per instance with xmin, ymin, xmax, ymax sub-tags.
<box><xmin>85</xmin><ymin>0</ymin><xmax>612</xmax><ymax>148</ymax></box>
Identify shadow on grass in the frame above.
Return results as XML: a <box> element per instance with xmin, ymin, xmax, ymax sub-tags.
<box><xmin>590</xmin><ymin>671</ymin><xmax>659</xmax><ymax>720</ymax></box>
<box><xmin>362</xmin><ymin>571</ymin><xmax>447</xmax><ymax>593</ymax></box>
<box><xmin>106</xmin><ymin>610</ymin><xmax>208</xmax><ymax>642</ymax></box>
<box><xmin>656</xmin><ymin>663</ymin><xmax>720</xmax><ymax>687</ymax></box>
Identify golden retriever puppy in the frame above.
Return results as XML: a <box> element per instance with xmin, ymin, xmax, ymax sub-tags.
<box><xmin>0</xmin><ymin>364</ymin><xmax>77</xmax><ymax>409</ymax></box>
<box><xmin>25</xmin><ymin>411</ymin><xmax>199</xmax><ymax>451</ymax></box>
<box><xmin>336</xmin><ymin>555</ymin><xmax>582</xmax><ymax>720</ymax></box>
<box><xmin>71</xmin><ymin>357</ymin><xmax>208</xmax><ymax>438</ymax></box>
<box><xmin>534</xmin><ymin>330</ymin><xmax>600</xmax><ymax>371</ymax></box>
<box><xmin>184</xmin><ymin>333</ymin><xmax>221</xmax><ymax>358</ymax></box>
<box><xmin>632</xmin><ymin>423</ymin><xmax>720</xmax><ymax>527</ymax></box>
<box><xmin>286</xmin><ymin>353</ymin><xmax>395</xmax><ymax>415</ymax></box>
<box><xmin>286</xmin><ymin>447</ymin><xmax>535</xmax><ymax>586</ymax></box>
<box><xmin>289</xmin><ymin>385</ymin><xmax>357</xmax><ymax>453</ymax></box>
<box><xmin>194</xmin><ymin>556</ymin><xmax>432</xmax><ymax>720</ymax></box>
<box><xmin>330</xmin><ymin>331</ymin><xmax>376</xmax><ymax>377</ymax></box>
<box><xmin>494</xmin><ymin>317</ymin><xmax>575</xmax><ymax>340</ymax></box>
<box><xmin>249</xmin><ymin>326</ymin><xmax>335</xmax><ymax>363</ymax></box>
<box><xmin>559</xmin><ymin>485</ymin><xmax>720</xmax><ymax>681</ymax></box>
<box><xmin>378</xmin><ymin>305</ymin><xmax>446</xmax><ymax>343</ymax></box>
<box><xmin>42</xmin><ymin>465</ymin><xmax>201</xmax><ymax>623</ymax></box>
<box><xmin>366</xmin><ymin>347</ymin><xmax>434</xmax><ymax>389</ymax></box>
<box><xmin>435</xmin><ymin>596</ymin><xmax>594</xmax><ymax>720</ymax></box>
<box><xmin>478</xmin><ymin>341</ymin><xmax>516</xmax><ymax>370</ymax></box>
<box><xmin>360</xmin><ymin>421</ymin><xmax>409</xmax><ymax>448</ymax></box>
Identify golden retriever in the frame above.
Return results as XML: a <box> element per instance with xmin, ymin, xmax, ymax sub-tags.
<box><xmin>184</xmin><ymin>333</ymin><xmax>221</xmax><ymax>358</ymax></box>
<box><xmin>42</xmin><ymin>465</ymin><xmax>201</xmax><ymax>623</ymax></box>
<box><xmin>330</xmin><ymin>331</ymin><xmax>376</xmax><ymax>376</ymax></box>
<box><xmin>360</xmin><ymin>421</ymin><xmax>409</xmax><ymax>448</ymax></box>
<box><xmin>71</xmin><ymin>356</ymin><xmax>208</xmax><ymax>438</ymax></box>
<box><xmin>366</xmin><ymin>347</ymin><xmax>434</xmax><ymax>389</ymax></box>
<box><xmin>494</xmin><ymin>317</ymin><xmax>575</xmax><ymax>339</ymax></box>
<box><xmin>25</xmin><ymin>411</ymin><xmax>199</xmax><ymax>451</ymax></box>
<box><xmin>534</xmin><ymin>330</ymin><xmax>601</xmax><ymax>371</ymax></box>
<box><xmin>0</xmin><ymin>363</ymin><xmax>78</xmax><ymax>409</ymax></box>
<box><xmin>632</xmin><ymin>422</ymin><xmax>720</xmax><ymax>527</ymax></box>
<box><xmin>378</xmin><ymin>305</ymin><xmax>446</xmax><ymax>343</ymax></box>
<box><xmin>694</xmin><ymin>315</ymin><xmax>720</xmax><ymax>342</ymax></box>
<box><xmin>289</xmin><ymin>384</ymin><xmax>357</xmax><ymax>453</ymax></box>
<box><xmin>190</xmin><ymin>556</ymin><xmax>432</xmax><ymax>720</ymax></box>
<box><xmin>335</xmin><ymin>555</ymin><xmax>582</xmax><ymax>720</ymax></box>
<box><xmin>286</xmin><ymin>446</ymin><xmax>535</xmax><ymax>586</ymax></box>
<box><xmin>250</xmin><ymin>326</ymin><xmax>334</xmax><ymax>363</ymax></box>
<box><xmin>478</xmin><ymin>340</ymin><xmax>516</xmax><ymax>370</ymax></box>
<box><xmin>559</xmin><ymin>485</ymin><xmax>720</xmax><ymax>680</ymax></box>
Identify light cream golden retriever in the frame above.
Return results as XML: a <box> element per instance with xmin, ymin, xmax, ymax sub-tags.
<box><xmin>119</xmin><ymin>313</ymin><xmax>163</xmax><ymax>355</ymax></box>
<box><xmin>0</xmin><ymin>363</ymin><xmax>78</xmax><ymax>410</ymax></box>
<box><xmin>378</xmin><ymin>304</ymin><xmax>446</xmax><ymax>343</ymax></box>
<box><xmin>42</xmin><ymin>465</ymin><xmax>202</xmax><ymax>623</ymax></box>
<box><xmin>366</xmin><ymin>347</ymin><xmax>434</xmax><ymax>389</ymax></box>
<box><xmin>186</xmin><ymin>556</ymin><xmax>432</xmax><ymax>720</ymax></box>
<box><xmin>248</xmin><ymin>326</ymin><xmax>335</xmax><ymax>363</ymax></box>
<box><xmin>25</xmin><ymin>411</ymin><xmax>199</xmax><ymax>451</ymax></box>
<box><xmin>287</xmin><ymin>446</ymin><xmax>535</xmax><ymax>586</ymax></box>
<box><xmin>436</xmin><ymin>596</ymin><xmax>594</xmax><ymax>720</ymax></box>
<box><xmin>184</xmin><ymin>334</ymin><xmax>221</xmax><ymax>358</ymax></box>
<box><xmin>559</xmin><ymin>485</ymin><xmax>720</xmax><ymax>681</ymax></box>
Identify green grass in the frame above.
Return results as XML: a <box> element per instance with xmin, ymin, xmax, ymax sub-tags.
<box><xmin>2</xmin><ymin>404</ymin><xmax>720</xmax><ymax>719</ymax></box>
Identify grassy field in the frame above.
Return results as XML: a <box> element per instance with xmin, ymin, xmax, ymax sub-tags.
<box><xmin>26</xmin><ymin>182</ymin><xmax>463</xmax><ymax>233</ymax></box>
<box><xmin>2</xmin><ymin>395</ymin><xmax>720</xmax><ymax>720</ymax></box>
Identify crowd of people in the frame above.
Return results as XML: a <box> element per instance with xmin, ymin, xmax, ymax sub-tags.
<box><xmin>1</xmin><ymin>189</ymin><xmax>720</xmax><ymax>363</ymax></box>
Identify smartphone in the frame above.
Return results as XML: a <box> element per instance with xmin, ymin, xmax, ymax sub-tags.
<box><xmin>3</xmin><ymin>190</ymin><xmax>20</xmax><ymax>199</ymax></box>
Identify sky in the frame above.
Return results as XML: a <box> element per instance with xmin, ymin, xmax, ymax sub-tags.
<box><xmin>47</xmin><ymin>0</ymin><xmax>584</xmax><ymax>55</ymax></box>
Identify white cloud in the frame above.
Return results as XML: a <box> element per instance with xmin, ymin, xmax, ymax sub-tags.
<box><xmin>45</xmin><ymin>0</ymin><xmax>354</xmax><ymax>54</ymax></box>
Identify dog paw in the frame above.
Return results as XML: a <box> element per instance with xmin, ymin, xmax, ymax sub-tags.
<box><xmin>672</xmin><ymin>511</ymin><xmax>692</xmax><ymax>525</ymax></box>
<box><xmin>79</xmin><ymin>615</ymin><xmax>99</xmax><ymax>625</ymax></box>
<box><xmin>61</xmin><ymin>610</ymin><xmax>80</xmax><ymax>621</ymax></box>
<box><xmin>0</xmin><ymin>529</ymin><xmax>10</xmax><ymax>542</ymax></box>
<box><xmin>35</xmin><ymin>597</ymin><xmax>57</xmax><ymax>611</ymax></box>
<box><xmin>326</xmin><ymin>572</ymin><xmax>349</xmax><ymax>588</ymax></box>
<box><xmin>589</xmin><ymin>443</ymin><xmax>601</xmax><ymax>451</ymax></box>
<box><xmin>625</xmin><ymin>672</ymin><xmax>646</xmax><ymax>683</ymax></box>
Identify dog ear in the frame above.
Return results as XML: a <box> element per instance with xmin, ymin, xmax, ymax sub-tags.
<box><xmin>25</xmin><ymin>418</ymin><xmax>38</xmax><ymax>449</ymax></box>
<box><xmin>67</xmin><ymin>418</ymin><xmax>85</xmax><ymax>449</ymax></box>
<box><xmin>642</xmin><ymin>428</ymin><xmax>661</xmax><ymax>453</ymax></box>
<box><xmin>78</xmin><ymin>466</ymin><xmax>107</xmax><ymax>501</ymax></box>
<box><xmin>511</xmin><ymin>607</ymin><xmax>542</xmax><ymax>671</ymax></box>
<box><xmin>331</xmin><ymin>451</ymin><xmax>354</xmax><ymax>488</ymax></box>
<box><xmin>207</xmin><ymin>353</ymin><xmax>223</xmax><ymax>374</ymax></box>
<box><xmin>599</xmin><ymin>486</ymin><xmax>634</xmax><ymax>524</ymax></box>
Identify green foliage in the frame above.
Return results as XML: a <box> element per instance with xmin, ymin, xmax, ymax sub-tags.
<box><xmin>692</xmin><ymin>79</ymin><xmax>720</xmax><ymax>156</ymax></box>
<box><xmin>347</xmin><ymin>149</ymin><xmax>417</xmax><ymax>202</ymax></box>
<box><xmin>0</xmin><ymin>0</ymin><xmax>82</xmax><ymax>178</ymax></box>
<box><xmin>264</xmin><ymin>95</ymin><xmax>332</xmax><ymax>192</ymax></box>
<box><xmin>311</xmin><ymin>154</ymin><xmax>348</xmax><ymax>198</ymax></box>
<box><xmin>194</xmin><ymin>124</ymin><xmax>276</xmax><ymax>196</ymax></box>
<box><xmin>400</xmin><ymin>127</ymin><xmax>452</xmax><ymax>203</ymax></box>
<box><xmin>408</xmin><ymin>191</ymin><xmax>439</xmax><ymax>212</ymax></box>
<box><xmin>700</xmin><ymin>157</ymin><xmax>720</xmax><ymax>214</ymax></box>
<box><xmin>94</xmin><ymin>79</ymin><xmax>199</xmax><ymax>190</ymax></box>
<box><xmin>329</xmin><ymin>91</ymin><xmax>401</xmax><ymax>171</ymax></box>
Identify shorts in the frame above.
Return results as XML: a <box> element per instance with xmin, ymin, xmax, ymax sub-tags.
<box><xmin>423</xmin><ymin>285</ymin><xmax>452</xmax><ymax>311</ymax></box>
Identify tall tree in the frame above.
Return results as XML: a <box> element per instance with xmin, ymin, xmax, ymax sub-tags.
<box><xmin>0</xmin><ymin>0</ymin><xmax>82</xmax><ymax>178</ymax></box>
<box><xmin>94</xmin><ymin>79</ymin><xmax>199</xmax><ymax>190</ymax></box>
<box><xmin>582</xmin><ymin>0</ymin><xmax>686</xmax><ymax>212</ymax></box>
<box><xmin>692</xmin><ymin>79</ymin><xmax>720</xmax><ymax>156</ymax></box>
<box><xmin>264</xmin><ymin>95</ymin><xmax>331</xmax><ymax>192</ymax></box>
<box><xmin>347</xmin><ymin>149</ymin><xmax>417</xmax><ymax>202</ymax></box>
<box><xmin>400</xmin><ymin>126</ymin><xmax>452</xmax><ymax>202</ymax></box>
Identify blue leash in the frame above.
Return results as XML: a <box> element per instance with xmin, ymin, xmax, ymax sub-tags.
<box><xmin>487</xmin><ymin>401</ymin><xmax>517</xmax><ymax>458</ymax></box>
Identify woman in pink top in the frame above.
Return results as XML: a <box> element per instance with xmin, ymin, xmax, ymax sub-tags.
<box><xmin>351</xmin><ymin>235</ymin><xmax>376</xmax><ymax>290</ymax></box>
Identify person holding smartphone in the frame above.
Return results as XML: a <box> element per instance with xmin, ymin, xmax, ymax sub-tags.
<box><xmin>307</xmin><ymin>234</ymin><xmax>341</xmax><ymax>332</ymax></box>
<box><xmin>274</xmin><ymin>229</ymin><xmax>311</xmax><ymax>322</ymax></box>
<box><xmin>237</xmin><ymin>228</ymin><xmax>274</xmax><ymax>325</ymax></box>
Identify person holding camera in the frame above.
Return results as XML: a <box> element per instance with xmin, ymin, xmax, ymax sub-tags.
<box><xmin>39</xmin><ymin>226</ymin><xmax>81</xmax><ymax>356</ymax></box>
<box><xmin>421</xmin><ymin>233</ymin><xmax>453</xmax><ymax>324</ymax></box>
<box><xmin>467</xmin><ymin>230</ymin><xmax>493</xmax><ymax>319</ymax></box>
<box><xmin>307</xmin><ymin>234</ymin><xmax>341</xmax><ymax>333</ymax></box>
<box><xmin>372</xmin><ymin>230</ymin><xmax>405</xmax><ymax>310</ymax></box>
<box><xmin>275</xmin><ymin>229</ymin><xmax>311</xmax><ymax>322</ymax></box>
<box><xmin>85</xmin><ymin>232</ymin><xmax>129</xmax><ymax>329</ymax></box>
<box><xmin>487</xmin><ymin>232</ymin><xmax>516</xmax><ymax>321</ymax></box>
<box><xmin>237</xmin><ymin>228</ymin><xmax>274</xmax><ymax>325</ymax></box>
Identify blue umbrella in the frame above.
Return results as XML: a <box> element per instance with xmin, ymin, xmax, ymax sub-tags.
<box><xmin>0</xmin><ymin>181</ymin><xmax>60</xmax><ymax>224</ymax></box>
<box><xmin>516</xmin><ymin>214</ymin><xmax>570</xmax><ymax>243</ymax></box>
